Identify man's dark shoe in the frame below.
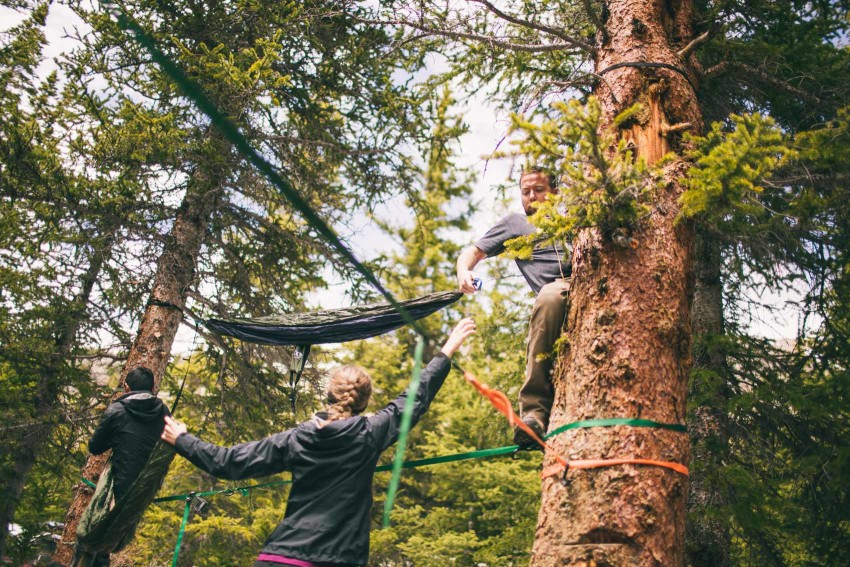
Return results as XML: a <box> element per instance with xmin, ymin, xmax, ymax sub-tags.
<box><xmin>513</xmin><ymin>416</ymin><xmax>546</xmax><ymax>450</ymax></box>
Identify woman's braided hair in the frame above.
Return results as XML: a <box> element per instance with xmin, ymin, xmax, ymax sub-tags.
<box><xmin>325</xmin><ymin>365</ymin><xmax>372</xmax><ymax>421</ymax></box>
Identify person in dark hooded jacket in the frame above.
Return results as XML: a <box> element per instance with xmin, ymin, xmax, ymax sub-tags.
<box><xmin>73</xmin><ymin>367</ymin><xmax>170</xmax><ymax>566</ymax></box>
<box><xmin>161</xmin><ymin>318</ymin><xmax>476</xmax><ymax>567</ymax></box>
<box><xmin>88</xmin><ymin>366</ymin><xmax>171</xmax><ymax>501</ymax></box>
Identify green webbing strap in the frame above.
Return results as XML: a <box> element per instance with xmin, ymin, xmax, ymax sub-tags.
<box><xmin>545</xmin><ymin>418</ymin><xmax>687</xmax><ymax>439</ymax></box>
<box><xmin>153</xmin><ymin>478</ymin><xmax>291</xmax><ymax>503</ymax></box>
<box><xmin>81</xmin><ymin>477</ymin><xmax>97</xmax><ymax>489</ymax></box>
<box><xmin>382</xmin><ymin>339</ymin><xmax>425</xmax><ymax>528</ymax></box>
<box><xmin>171</xmin><ymin>494</ymin><xmax>192</xmax><ymax>567</ymax></box>
<box><xmin>376</xmin><ymin>445</ymin><xmax>518</xmax><ymax>470</ymax></box>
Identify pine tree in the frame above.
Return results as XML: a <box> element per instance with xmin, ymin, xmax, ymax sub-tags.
<box><xmin>365</xmin><ymin>0</ymin><xmax>850</xmax><ymax>563</ymax></box>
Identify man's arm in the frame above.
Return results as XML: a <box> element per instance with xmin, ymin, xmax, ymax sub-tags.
<box><xmin>456</xmin><ymin>245</ymin><xmax>487</xmax><ymax>293</ymax></box>
<box><xmin>88</xmin><ymin>405</ymin><xmax>120</xmax><ymax>455</ymax></box>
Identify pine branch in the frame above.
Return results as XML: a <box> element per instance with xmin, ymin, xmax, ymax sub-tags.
<box><xmin>580</xmin><ymin>0</ymin><xmax>609</xmax><ymax>43</ymax></box>
<box><xmin>469</xmin><ymin>0</ymin><xmax>597</xmax><ymax>52</ymax></box>
<box><xmin>677</xmin><ymin>26</ymin><xmax>716</xmax><ymax>59</ymax></box>
<box><xmin>704</xmin><ymin>61</ymin><xmax>821</xmax><ymax>105</ymax></box>
<box><xmin>351</xmin><ymin>15</ymin><xmax>587</xmax><ymax>54</ymax></box>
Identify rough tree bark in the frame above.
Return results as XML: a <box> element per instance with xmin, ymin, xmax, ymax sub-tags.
<box><xmin>0</xmin><ymin>234</ymin><xmax>113</xmax><ymax>558</ymax></box>
<box><xmin>52</xmin><ymin>133</ymin><xmax>229</xmax><ymax>565</ymax></box>
<box><xmin>531</xmin><ymin>1</ymin><xmax>703</xmax><ymax>565</ymax></box>
<box><xmin>686</xmin><ymin>231</ymin><xmax>731</xmax><ymax>566</ymax></box>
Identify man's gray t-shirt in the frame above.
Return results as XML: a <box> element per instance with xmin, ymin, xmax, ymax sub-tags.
<box><xmin>475</xmin><ymin>213</ymin><xmax>570</xmax><ymax>294</ymax></box>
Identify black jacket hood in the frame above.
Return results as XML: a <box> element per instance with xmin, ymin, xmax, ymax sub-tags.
<box><xmin>117</xmin><ymin>391</ymin><xmax>168</xmax><ymax>423</ymax></box>
<box><xmin>303</xmin><ymin>411</ymin><xmax>368</xmax><ymax>448</ymax></box>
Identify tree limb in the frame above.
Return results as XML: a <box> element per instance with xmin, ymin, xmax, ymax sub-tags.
<box><xmin>469</xmin><ymin>0</ymin><xmax>597</xmax><ymax>52</ymax></box>
<box><xmin>352</xmin><ymin>15</ymin><xmax>588</xmax><ymax>54</ymax></box>
<box><xmin>677</xmin><ymin>27</ymin><xmax>715</xmax><ymax>59</ymax></box>
<box><xmin>705</xmin><ymin>61</ymin><xmax>821</xmax><ymax>105</ymax></box>
<box><xmin>580</xmin><ymin>0</ymin><xmax>609</xmax><ymax>43</ymax></box>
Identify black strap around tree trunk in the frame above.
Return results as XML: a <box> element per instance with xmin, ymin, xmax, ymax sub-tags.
<box><xmin>597</xmin><ymin>61</ymin><xmax>697</xmax><ymax>91</ymax></box>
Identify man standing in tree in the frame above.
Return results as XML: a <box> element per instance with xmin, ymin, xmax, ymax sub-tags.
<box><xmin>71</xmin><ymin>367</ymin><xmax>170</xmax><ymax>566</ymax></box>
<box><xmin>456</xmin><ymin>166</ymin><xmax>570</xmax><ymax>447</ymax></box>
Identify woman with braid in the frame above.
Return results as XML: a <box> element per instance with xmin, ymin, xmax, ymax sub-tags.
<box><xmin>161</xmin><ymin>318</ymin><xmax>476</xmax><ymax>567</ymax></box>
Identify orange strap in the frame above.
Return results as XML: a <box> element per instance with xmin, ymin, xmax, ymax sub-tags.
<box><xmin>461</xmin><ymin>371</ymin><xmax>689</xmax><ymax>481</ymax></box>
<box><xmin>463</xmin><ymin>371</ymin><xmax>568</xmax><ymax>470</ymax></box>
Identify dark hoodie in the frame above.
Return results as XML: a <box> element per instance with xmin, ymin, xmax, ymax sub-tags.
<box><xmin>89</xmin><ymin>391</ymin><xmax>171</xmax><ymax>501</ymax></box>
<box><xmin>173</xmin><ymin>353</ymin><xmax>452</xmax><ymax>566</ymax></box>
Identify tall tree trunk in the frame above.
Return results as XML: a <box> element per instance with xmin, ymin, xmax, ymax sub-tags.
<box><xmin>52</xmin><ymin>134</ymin><xmax>229</xmax><ymax>565</ymax></box>
<box><xmin>0</xmin><ymin>235</ymin><xmax>113</xmax><ymax>558</ymax></box>
<box><xmin>531</xmin><ymin>1</ymin><xmax>703</xmax><ymax>565</ymax></box>
<box><xmin>686</xmin><ymin>230</ymin><xmax>731</xmax><ymax>566</ymax></box>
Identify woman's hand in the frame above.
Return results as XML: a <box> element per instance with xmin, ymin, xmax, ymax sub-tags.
<box><xmin>440</xmin><ymin>318</ymin><xmax>477</xmax><ymax>357</ymax></box>
<box><xmin>161</xmin><ymin>415</ymin><xmax>188</xmax><ymax>445</ymax></box>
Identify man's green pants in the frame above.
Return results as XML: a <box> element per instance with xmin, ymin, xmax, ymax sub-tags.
<box><xmin>520</xmin><ymin>278</ymin><xmax>570</xmax><ymax>428</ymax></box>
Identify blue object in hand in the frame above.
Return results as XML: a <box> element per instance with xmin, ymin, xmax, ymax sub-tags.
<box><xmin>472</xmin><ymin>278</ymin><xmax>483</xmax><ymax>291</ymax></box>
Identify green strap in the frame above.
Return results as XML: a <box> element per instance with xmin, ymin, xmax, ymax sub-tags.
<box><xmin>545</xmin><ymin>418</ymin><xmax>687</xmax><ymax>439</ymax></box>
<box><xmin>382</xmin><ymin>339</ymin><xmax>425</xmax><ymax>528</ymax></box>
<box><xmin>377</xmin><ymin>445</ymin><xmax>518</xmax><ymax>470</ymax></box>
<box><xmin>80</xmin><ymin>477</ymin><xmax>97</xmax><ymax>489</ymax></box>
<box><xmin>171</xmin><ymin>494</ymin><xmax>192</xmax><ymax>567</ymax></box>
<box><xmin>153</xmin><ymin>479</ymin><xmax>292</xmax><ymax>503</ymax></box>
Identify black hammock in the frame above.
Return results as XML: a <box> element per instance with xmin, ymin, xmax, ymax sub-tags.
<box><xmin>205</xmin><ymin>290</ymin><xmax>463</xmax><ymax>410</ymax></box>
<box><xmin>75</xmin><ymin>442</ymin><xmax>175</xmax><ymax>564</ymax></box>
<box><xmin>204</xmin><ymin>290</ymin><xmax>462</xmax><ymax>346</ymax></box>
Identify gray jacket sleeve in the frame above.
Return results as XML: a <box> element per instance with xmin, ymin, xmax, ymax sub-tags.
<box><xmin>173</xmin><ymin>431</ymin><xmax>292</xmax><ymax>480</ymax></box>
<box><xmin>88</xmin><ymin>403</ymin><xmax>122</xmax><ymax>455</ymax></box>
<box><xmin>367</xmin><ymin>353</ymin><xmax>452</xmax><ymax>452</ymax></box>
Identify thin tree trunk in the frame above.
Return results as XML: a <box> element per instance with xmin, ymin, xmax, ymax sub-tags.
<box><xmin>52</xmin><ymin>134</ymin><xmax>229</xmax><ymax>564</ymax></box>
<box><xmin>531</xmin><ymin>1</ymin><xmax>703</xmax><ymax>564</ymax></box>
<box><xmin>0</xmin><ymin>235</ymin><xmax>113</xmax><ymax>558</ymax></box>
<box><xmin>686</xmin><ymin>231</ymin><xmax>731</xmax><ymax>566</ymax></box>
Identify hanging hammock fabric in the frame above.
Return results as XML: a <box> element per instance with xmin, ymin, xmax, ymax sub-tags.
<box><xmin>204</xmin><ymin>290</ymin><xmax>462</xmax><ymax>346</ymax></box>
<box><xmin>75</xmin><ymin>442</ymin><xmax>176</xmax><ymax>562</ymax></box>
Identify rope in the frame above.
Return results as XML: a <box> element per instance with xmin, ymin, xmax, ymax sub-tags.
<box><xmin>81</xmin><ymin>417</ymin><xmax>688</xmax><ymax>504</ymax></box>
<box><xmin>170</xmin><ymin>323</ymin><xmax>199</xmax><ymax>416</ymax></box>
<box><xmin>382</xmin><ymin>339</ymin><xmax>425</xmax><ymax>528</ymax></box>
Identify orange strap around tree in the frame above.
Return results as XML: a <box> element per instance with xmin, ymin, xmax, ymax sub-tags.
<box><xmin>461</xmin><ymin>371</ymin><xmax>689</xmax><ymax>482</ymax></box>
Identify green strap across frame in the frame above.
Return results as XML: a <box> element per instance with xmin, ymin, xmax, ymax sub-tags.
<box><xmin>172</xmin><ymin>495</ymin><xmax>192</xmax><ymax>567</ymax></box>
<box><xmin>382</xmin><ymin>339</ymin><xmax>425</xmax><ymax>528</ymax></box>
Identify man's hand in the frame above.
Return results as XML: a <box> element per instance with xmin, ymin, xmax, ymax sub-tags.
<box><xmin>456</xmin><ymin>246</ymin><xmax>487</xmax><ymax>294</ymax></box>
<box><xmin>161</xmin><ymin>415</ymin><xmax>188</xmax><ymax>445</ymax></box>
<box><xmin>440</xmin><ymin>318</ymin><xmax>477</xmax><ymax>357</ymax></box>
<box><xmin>457</xmin><ymin>269</ymin><xmax>479</xmax><ymax>294</ymax></box>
